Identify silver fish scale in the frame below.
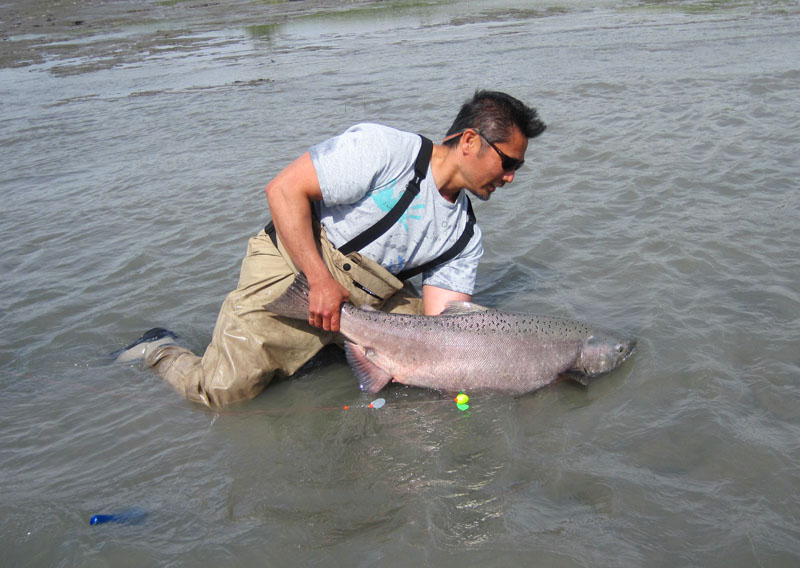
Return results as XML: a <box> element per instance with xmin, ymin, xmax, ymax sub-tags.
<box><xmin>345</xmin><ymin>305</ymin><xmax>595</xmax><ymax>340</ymax></box>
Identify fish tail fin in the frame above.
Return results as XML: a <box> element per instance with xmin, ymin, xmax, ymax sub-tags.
<box><xmin>344</xmin><ymin>342</ymin><xmax>393</xmax><ymax>394</ymax></box>
<box><xmin>264</xmin><ymin>273</ymin><xmax>311</xmax><ymax>320</ymax></box>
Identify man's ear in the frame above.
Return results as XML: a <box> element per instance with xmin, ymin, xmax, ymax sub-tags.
<box><xmin>460</xmin><ymin>128</ymin><xmax>481</xmax><ymax>156</ymax></box>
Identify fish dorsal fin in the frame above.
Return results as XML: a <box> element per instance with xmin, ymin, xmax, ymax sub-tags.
<box><xmin>440</xmin><ymin>301</ymin><xmax>489</xmax><ymax>316</ymax></box>
<box><xmin>344</xmin><ymin>342</ymin><xmax>393</xmax><ymax>394</ymax></box>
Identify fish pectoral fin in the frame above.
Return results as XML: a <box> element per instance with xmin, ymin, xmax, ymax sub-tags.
<box><xmin>440</xmin><ymin>301</ymin><xmax>490</xmax><ymax>315</ymax></box>
<box><xmin>563</xmin><ymin>371</ymin><xmax>591</xmax><ymax>386</ymax></box>
<box><xmin>344</xmin><ymin>342</ymin><xmax>393</xmax><ymax>394</ymax></box>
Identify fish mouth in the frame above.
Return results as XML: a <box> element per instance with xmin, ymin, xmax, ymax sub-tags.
<box><xmin>621</xmin><ymin>338</ymin><xmax>637</xmax><ymax>362</ymax></box>
<box><xmin>608</xmin><ymin>336</ymin><xmax>637</xmax><ymax>364</ymax></box>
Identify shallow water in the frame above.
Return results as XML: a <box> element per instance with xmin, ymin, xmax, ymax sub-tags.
<box><xmin>2</xmin><ymin>0</ymin><xmax>799</xmax><ymax>565</ymax></box>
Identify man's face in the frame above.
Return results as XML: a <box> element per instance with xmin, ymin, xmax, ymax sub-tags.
<box><xmin>465</xmin><ymin>127</ymin><xmax>529</xmax><ymax>202</ymax></box>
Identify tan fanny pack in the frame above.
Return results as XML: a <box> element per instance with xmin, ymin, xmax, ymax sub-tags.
<box><xmin>267</xmin><ymin>219</ymin><xmax>403</xmax><ymax>310</ymax></box>
<box><xmin>318</xmin><ymin>225</ymin><xmax>403</xmax><ymax>309</ymax></box>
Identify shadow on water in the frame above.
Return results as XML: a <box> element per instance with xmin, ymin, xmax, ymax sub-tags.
<box><xmin>474</xmin><ymin>259</ymin><xmax>561</xmax><ymax>310</ymax></box>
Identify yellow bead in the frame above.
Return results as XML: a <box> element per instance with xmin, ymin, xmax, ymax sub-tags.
<box><xmin>455</xmin><ymin>393</ymin><xmax>469</xmax><ymax>405</ymax></box>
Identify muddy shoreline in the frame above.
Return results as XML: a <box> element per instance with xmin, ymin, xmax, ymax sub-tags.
<box><xmin>0</xmin><ymin>0</ymin><xmax>401</xmax><ymax>69</ymax></box>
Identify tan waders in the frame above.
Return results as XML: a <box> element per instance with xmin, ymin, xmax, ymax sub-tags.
<box><xmin>145</xmin><ymin>225</ymin><xmax>423</xmax><ymax>407</ymax></box>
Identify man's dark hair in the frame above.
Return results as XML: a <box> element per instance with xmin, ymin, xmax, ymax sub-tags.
<box><xmin>444</xmin><ymin>90</ymin><xmax>546</xmax><ymax>147</ymax></box>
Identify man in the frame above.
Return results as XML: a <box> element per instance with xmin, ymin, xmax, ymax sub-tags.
<box><xmin>117</xmin><ymin>90</ymin><xmax>546</xmax><ymax>407</ymax></box>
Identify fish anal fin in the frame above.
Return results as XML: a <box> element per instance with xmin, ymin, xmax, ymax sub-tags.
<box><xmin>344</xmin><ymin>342</ymin><xmax>393</xmax><ymax>394</ymax></box>
<box><xmin>440</xmin><ymin>301</ymin><xmax>489</xmax><ymax>316</ymax></box>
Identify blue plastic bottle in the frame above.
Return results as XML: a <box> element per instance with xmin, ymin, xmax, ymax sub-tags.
<box><xmin>89</xmin><ymin>508</ymin><xmax>148</xmax><ymax>525</ymax></box>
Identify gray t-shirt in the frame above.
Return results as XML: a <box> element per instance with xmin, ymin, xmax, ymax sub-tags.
<box><xmin>309</xmin><ymin>123</ymin><xmax>483</xmax><ymax>295</ymax></box>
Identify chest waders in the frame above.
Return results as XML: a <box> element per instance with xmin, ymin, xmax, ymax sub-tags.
<box><xmin>265</xmin><ymin>135</ymin><xmax>476</xmax><ymax>301</ymax></box>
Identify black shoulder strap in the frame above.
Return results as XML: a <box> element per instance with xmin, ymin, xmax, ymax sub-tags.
<box><xmin>338</xmin><ymin>135</ymin><xmax>433</xmax><ymax>256</ymax></box>
<box><xmin>396</xmin><ymin>197</ymin><xmax>476</xmax><ymax>281</ymax></box>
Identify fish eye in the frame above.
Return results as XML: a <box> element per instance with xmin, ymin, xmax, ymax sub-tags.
<box><xmin>617</xmin><ymin>344</ymin><xmax>624</xmax><ymax>353</ymax></box>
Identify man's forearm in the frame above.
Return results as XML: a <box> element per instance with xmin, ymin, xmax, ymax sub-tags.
<box><xmin>264</xmin><ymin>152</ymin><xmax>349</xmax><ymax>330</ymax></box>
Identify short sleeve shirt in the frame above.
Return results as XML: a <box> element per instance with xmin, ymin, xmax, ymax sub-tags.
<box><xmin>309</xmin><ymin>123</ymin><xmax>483</xmax><ymax>295</ymax></box>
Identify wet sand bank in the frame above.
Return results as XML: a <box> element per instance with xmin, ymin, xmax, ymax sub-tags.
<box><xmin>0</xmin><ymin>0</ymin><xmax>396</xmax><ymax>69</ymax></box>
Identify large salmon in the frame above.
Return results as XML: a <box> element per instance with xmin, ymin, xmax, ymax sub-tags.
<box><xmin>265</xmin><ymin>274</ymin><xmax>636</xmax><ymax>394</ymax></box>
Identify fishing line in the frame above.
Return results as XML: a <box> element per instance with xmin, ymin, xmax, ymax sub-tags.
<box><xmin>170</xmin><ymin>412</ymin><xmax>219</xmax><ymax>491</ymax></box>
<box><xmin>208</xmin><ymin>394</ymin><xmax>471</xmax><ymax>418</ymax></box>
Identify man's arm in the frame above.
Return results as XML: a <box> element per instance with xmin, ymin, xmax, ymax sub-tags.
<box><xmin>265</xmin><ymin>152</ymin><xmax>349</xmax><ymax>332</ymax></box>
<box><xmin>422</xmin><ymin>285</ymin><xmax>471</xmax><ymax>316</ymax></box>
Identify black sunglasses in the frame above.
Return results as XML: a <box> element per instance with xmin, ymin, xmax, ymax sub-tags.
<box><xmin>475</xmin><ymin>129</ymin><xmax>525</xmax><ymax>172</ymax></box>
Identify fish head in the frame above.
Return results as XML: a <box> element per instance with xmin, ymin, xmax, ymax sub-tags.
<box><xmin>578</xmin><ymin>332</ymin><xmax>637</xmax><ymax>379</ymax></box>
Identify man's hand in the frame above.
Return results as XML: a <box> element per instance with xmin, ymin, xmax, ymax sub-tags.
<box><xmin>265</xmin><ymin>152</ymin><xmax>350</xmax><ymax>331</ymax></box>
<box><xmin>307</xmin><ymin>276</ymin><xmax>350</xmax><ymax>332</ymax></box>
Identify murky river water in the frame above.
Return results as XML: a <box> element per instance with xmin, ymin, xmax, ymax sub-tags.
<box><xmin>2</xmin><ymin>0</ymin><xmax>799</xmax><ymax>565</ymax></box>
